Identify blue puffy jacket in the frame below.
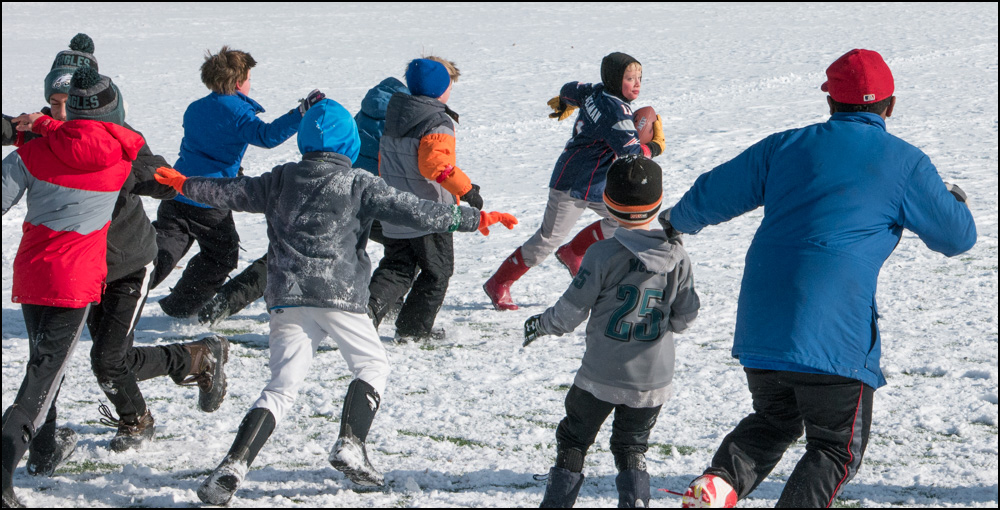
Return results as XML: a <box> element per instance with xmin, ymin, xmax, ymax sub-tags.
<box><xmin>354</xmin><ymin>77</ymin><xmax>409</xmax><ymax>175</ymax></box>
<box><xmin>173</xmin><ymin>92</ymin><xmax>300</xmax><ymax>208</ymax></box>
<box><xmin>670</xmin><ymin>112</ymin><xmax>976</xmax><ymax>388</ymax></box>
<box><xmin>549</xmin><ymin>82</ymin><xmax>646</xmax><ymax>202</ymax></box>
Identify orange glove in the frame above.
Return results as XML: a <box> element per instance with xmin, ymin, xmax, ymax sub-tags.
<box><xmin>478</xmin><ymin>210</ymin><xmax>518</xmax><ymax>236</ymax></box>
<box><xmin>154</xmin><ymin>166</ymin><xmax>187</xmax><ymax>194</ymax></box>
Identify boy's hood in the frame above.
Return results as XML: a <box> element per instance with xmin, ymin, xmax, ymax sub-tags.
<box><xmin>385</xmin><ymin>93</ymin><xmax>453</xmax><ymax>136</ymax></box>
<box><xmin>360</xmin><ymin>77</ymin><xmax>409</xmax><ymax>119</ymax></box>
<box><xmin>48</xmin><ymin>120</ymin><xmax>143</xmax><ymax>172</ymax></box>
<box><xmin>613</xmin><ymin>228</ymin><xmax>684</xmax><ymax>274</ymax></box>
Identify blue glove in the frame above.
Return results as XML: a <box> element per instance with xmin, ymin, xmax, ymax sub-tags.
<box><xmin>298</xmin><ymin>89</ymin><xmax>326</xmax><ymax>115</ymax></box>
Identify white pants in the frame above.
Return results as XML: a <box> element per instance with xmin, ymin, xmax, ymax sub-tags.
<box><xmin>520</xmin><ymin>188</ymin><xmax>618</xmax><ymax>267</ymax></box>
<box><xmin>252</xmin><ymin>307</ymin><xmax>391</xmax><ymax>423</ymax></box>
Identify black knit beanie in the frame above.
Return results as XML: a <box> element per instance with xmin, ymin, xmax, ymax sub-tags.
<box><xmin>44</xmin><ymin>33</ymin><xmax>99</xmax><ymax>103</ymax></box>
<box><xmin>601</xmin><ymin>52</ymin><xmax>640</xmax><ymax>101</ymax></box>
<box><xmin>66</xmin><ymin>67</ymin><xmax>125</xmax><ymax>126</ymax></box>
<box><xmin>603</xmin><ymin>155</ymin><xmax>663</xmax><ymax>227</ymax></box>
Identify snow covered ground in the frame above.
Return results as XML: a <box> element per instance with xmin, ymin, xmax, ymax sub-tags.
<box><xmin>2</xmin><ymin>2</ymin><xmax>997</xmax><ymax>507</ymax></box>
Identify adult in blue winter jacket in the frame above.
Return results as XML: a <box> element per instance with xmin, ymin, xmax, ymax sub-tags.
<box><xmin>150</xmin><ymin>46</ymin><xmax>319</xmax><ymax>318</ymax></box>
<box><xmin>672</xmin><ymin>49</ymin><xmax>976</xmax><ymax>509</ymax></box>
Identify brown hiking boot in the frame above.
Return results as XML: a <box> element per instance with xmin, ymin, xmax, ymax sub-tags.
<box><xmin>179</xmin><ymin>335</ymin><xmax>230</xmax><ymax>413</ymax></box>
<box><xmin>99</xmin><ymin>404</ymin><xmax>155</xmax><ymax>452</ymax></box>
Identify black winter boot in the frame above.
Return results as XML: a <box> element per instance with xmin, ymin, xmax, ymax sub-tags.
<box><xmin>540</xmin><ymin>466</ymin><xmax>585</xmax><ymax>508</ymax></box>
<box><xmin>2</xmin><ymin>406</ymin><xmax>32</xmax><ymax>509</ymax></box>
<box><xmin>26</xmin><ymin>424</ymin><xmax>77</xmax><ymax>477</ymax></box>
<box><xmin>329</xmin><ymin>379</ymin><xmax>383</xmax><ymax>486</ymax></box>
<box><xmin>198</xmin><ymin>256</ymin><xmax>268</xmax><ymax>325</ymax></box>
<box><xmin>198</xmin><ymin>408</ymin><xmax>275</xmax><ymax>506</ymax></box>
<box><xmin>615</xmin><ymin>469</ymin><xmax>651</xmax><ymax>508</ymax></box>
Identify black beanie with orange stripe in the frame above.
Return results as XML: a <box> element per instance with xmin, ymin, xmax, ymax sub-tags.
<box><xmin>603</xmin><ymin>155</ymin><xmax>662</xmax><ymax>227</ymax></box>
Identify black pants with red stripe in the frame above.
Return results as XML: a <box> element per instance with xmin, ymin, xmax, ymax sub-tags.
<box><xmin>706</xmin><ymin>368</ymin><xmax>873</xmax><ymax>508</ymax></box>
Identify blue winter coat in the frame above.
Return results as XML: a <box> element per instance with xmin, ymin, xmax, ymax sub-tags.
<box><xmin>354</xmin><ymin>77</ymin><xmax>409</xmax><ymax>174</ymax></box>
<box><xmin>670</xmin><ymin>112</ymin><xmax>976</xmax><ymax>389</ymax></box>
<box><xmin>549</xmin><ymin>82</ymin><xmax>646</xmax><ymax>202</ymax></box>
<box><xmin>173</xmin><ymin>92</ymin><xmax>300</xmax><ymax>208</ymax></box>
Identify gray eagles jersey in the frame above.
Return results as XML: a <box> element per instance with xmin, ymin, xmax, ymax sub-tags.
<box><xmin>538</xmin><ymin>228</ymin><xmax>700</xmax><ymax>407</ymax></box>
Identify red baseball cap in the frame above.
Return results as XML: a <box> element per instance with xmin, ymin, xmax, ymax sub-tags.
<box><xmin>821</xmin><ymin>49</ymin><xmax>894</xmax><ymax>104</ymax></box>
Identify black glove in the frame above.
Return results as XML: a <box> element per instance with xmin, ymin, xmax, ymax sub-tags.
<box><xmin>658</xmin><ymin>207</ymin><xmax>683</xmax><ymax>243</ymax></box>
<box><xmin>461</xmin><ymin>184</ymin><xmax>484</xmax><ymax>210</ymax></box>
<box><xmin>523</xmin><ymin>314</ymin><xmax>544</xmax><ymax>347</ymax></box>
<box><xmin>945</xmin><ymin>182</ymin><xmax>967</xmax><ymax>203</ymax></box>
<box><xmin>298</xmin><ymin>89</ymin><xmax>326</xmax><ymax>115</ymax></box>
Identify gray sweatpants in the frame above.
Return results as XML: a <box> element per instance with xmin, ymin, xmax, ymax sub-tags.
<box><xmin>520</xmin><ymin>188</ymin><xmax>618</xmax><ymax>267</ymax></box>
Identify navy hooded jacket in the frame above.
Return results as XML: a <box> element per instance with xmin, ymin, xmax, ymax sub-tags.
<box><xmin>670</xmin><ymin>112</ymin><xmax>976</xmax><ymax>388</ymax></box>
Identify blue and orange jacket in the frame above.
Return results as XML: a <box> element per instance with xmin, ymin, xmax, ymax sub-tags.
<box><xmin>173</xmin><ymin>91</ymin><xmax>300</xmax><ymax>208</ymax></box>
<box><xmin>354</xmin><ymin>77</ymin><xmax>409</xmax><ymax>174</ymax></box>
<box><xmin>549</xmin><ymin>82</ymin><xmax>647</xmax><ymax>202</ymax></box>
<box><xmin>670</xmin><ymin>112</ymin><xmax>977</xmax><ymax>388</ymax></box>
<box><xmin>2</xmin><ymin>116</ymin><xmax>142</xmax><ymax>307</ymax></box>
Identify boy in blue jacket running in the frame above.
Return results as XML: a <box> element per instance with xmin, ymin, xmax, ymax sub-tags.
<box><xmin>669</xmin><ymin>49</ymin><xmax>977</xmax><ymax>508</ymax></box>
<box><xmin>484</xmin><ymin>52</ymin><xmax>666</xmax><ymax>312</ymax></box>
<box><xmin>150</xmin><ymin>45</ymin><xmax>322</xmax><ymax>318</ymax></box>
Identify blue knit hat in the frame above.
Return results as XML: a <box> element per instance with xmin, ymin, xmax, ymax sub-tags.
<box><xmin>405</xmin><ymin>59</ymin><xmax>450</xmax><ymax>98</ymax></box>
<box><xmin>297</xmin><ymin>98</ymin><xmax>360</xmax><ymax>163</ymax></box>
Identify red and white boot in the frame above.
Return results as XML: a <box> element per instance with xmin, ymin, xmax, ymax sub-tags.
<box><xmin>483</xmin><ymin>248</ymin><xmax>530</xmax><ymax>311</ymax></box>
<box><xmin>682</xmin><ymin>474</ymin><xmax>738</xmax><ymax>508</ymax></box>
<box><xmin>555</xmin><ymin>220</ymin><xmax>605</xmax><ymax>277</ymax></box>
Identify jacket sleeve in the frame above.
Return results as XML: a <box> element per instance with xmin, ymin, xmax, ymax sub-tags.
<box><xmin>182</xmin><ymin>170</ymin><xmax>278</xmax><ymax>214</ymax></box>
<box><xmin>668</xmin><ymin>252</ymin><xmax>700</xmax><ymax>333</ymax></box>
<box><xmin>359</xmin><ymin>173</ymin><xmax>479</xmax><ymax>234</ymax></box>
<box><xmin>669</xmin><ymin>134</ymin><xmax>775</xmax><ymax>234</ymax></box>
<box><xmin>899</xmin><ymin>156</ymin><xmax>977</xmax><ymax>256</ymax></box>
<box><xmin>558</xmin><ymin>82</ymin><xmax>595</xmax><ymax>108</ymax></box>
<box><xmin>124</xmin><ymin>123</ymin><xmax>178</xmax><ymax>200</ymax></box>
<box><xmin>235</xmin><ymin>107</ymin><xmax>301</xmax><ymax>149</ymax></box>
<box><xmin>538</xmin><ymin>249</ymin><xmax>603</xmax><ymax>336</ymax></box>
<box><xmin>417</xmin><ymin>121</ymin><xmax>473</xmax><ymax>198</ymax></box>
<box><xmin>2</xmin><ymin>152</ymin><xmax>29</xmax><ymax>215</ymax></box>
<box><xmin>2</xmin><ymin>115</ymin><xmax>14</xmax><ymax>146</ymax></box>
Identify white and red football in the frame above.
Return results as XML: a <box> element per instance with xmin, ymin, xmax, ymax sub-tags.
<box><xmin>633</xmin><ymin>106</ymin><xmax>657</xmax><ymax>145</ymax></box>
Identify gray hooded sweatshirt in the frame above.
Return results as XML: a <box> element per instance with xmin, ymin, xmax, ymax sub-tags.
<box><xmin>538</xmin><ymin>228</ymin><xmax>700</xmax><ymax>407</ymax></box>
<box><xmin>181</xmin><ymin>152</ymin><xmax>480</xmax><ymax>313</ymax></box>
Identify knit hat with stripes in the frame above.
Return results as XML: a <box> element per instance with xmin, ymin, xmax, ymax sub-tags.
<box><xmin>44</xmin><ymin>33</ymin><xmax>98</xmax><ymax>103</ymax></box>
<box><xmin>603</xmin><ymin>155</ymin><xmax>663</xmax><ymax>227</ymax></box>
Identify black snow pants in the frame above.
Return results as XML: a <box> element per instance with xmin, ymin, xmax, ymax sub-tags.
<box><xmin>151</xmin><ymin>199</ymin><xmax>240</xmax><ymax>317</ymax></box>
<box><xmin>367</xmin><ymin>232</ymin><xmax>453</xmax><ymax>337</ymax></box>
<box><xmin>2</xmin><ymin>304</ymin><xmax>89</xmax><ymax>494</ymax></box>
<box><xmin>555</xmin><ymin>385</ymin><xmax>662</xmax><ymax>471</ymax></box>
<box><xmin>706</xmin><ymin>368</ymin><xmax>874</xmax><ymax>508</ymax></box>
<box><xmin>88</xmin><ymin>264</ymin><xmax>191</xmax><ymax>422</ymax></box>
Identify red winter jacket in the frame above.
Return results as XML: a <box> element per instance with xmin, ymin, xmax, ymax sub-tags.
<box><xmin>1</xmin><ymin>116</ymin><xmax>143</xmax><ymax>308</ymax></box>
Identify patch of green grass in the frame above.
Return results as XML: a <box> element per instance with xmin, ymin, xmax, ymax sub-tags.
<box><xmin>404</xmin><ymin>389</ymin><xmax>428</xmax><ymax>396</ymax></box>
<box><xmin>832</xmin><ymin>499</ymin><xmax>862</xmax><ymax>508</ymax></box>
<box><xmin>499</xmin><ymin>414</ymin><xmax>557</xmax><ymax>429</ymax></box>
<box><xmin>175</xmin><ymin>469</ymin><xmax>214</xmax><ymax>480</ymax></box>
<box><xmin>397</xmin><ymin>429</ymin><xmax>490</xmax><ymax>448</ymax></box>
<box><xmin>651</xmin><ymin>442</ymin><xmax>698</xmax><ymax>457</ymax></box>
<box><xmin>56</xmin><ymin>460</ymin><xmax>122</xmax><ymax>475</ymax></box>
<box><xmin>546</xmin><ymin>384</ymin><xmax>572</xmax><ymax>392</ymax></box>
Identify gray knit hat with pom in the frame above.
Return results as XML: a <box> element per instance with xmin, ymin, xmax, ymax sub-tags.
<box><xmin>44</xmin><ymin>33</ymin><xmax>99</xmax><ymax>103</ymax></box>
<box><xmin>66</xmin><ymin>67</ymin><xmax>125</xmax><ymax>126</ymax></box>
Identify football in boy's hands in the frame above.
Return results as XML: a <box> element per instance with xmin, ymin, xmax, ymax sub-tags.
<box><xmin>633</xmin><ymin>106</ymin><xmax>657</xmax><ymax>145</ymax></box>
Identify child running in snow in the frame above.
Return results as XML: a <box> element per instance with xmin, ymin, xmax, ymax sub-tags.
<box><xmin>150</xmin><ymin>45</ymin><xmax>323</xmax><ymax>318</ymax></box>
<box><xmin>484</xmin><ymin>51</ymin><xmax>666</xmax><ymax>311</ymax></box>
<box><xmin>153</xmin><ymin>98</ymin><xmax>516</xmax><ymax>505</ymax></box>
<box><xmin>522</xmin><ymin>156</ymin><xmax>699</xmax><ymax>508</ymax></box>
<box><xmin>366</xmin><ymin>57</ymin><xmax>487</xmax><ymax>342</ymax></box>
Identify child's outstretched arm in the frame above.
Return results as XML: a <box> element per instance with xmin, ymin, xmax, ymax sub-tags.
<box><xmin>523</xmin><ymin>251</ymin><xmax>602</xmax><ymax>346</ymax></box>
<box><xmin>2</xmin><ymin>152</ymin><xmax>29</xmax><ymax>215</ymax></box>
<box><xmin>234</xmin><ymin>104</ymin><xmax>302</xmax><ymax>149</ymax></box>
<box><xmin>155</xmin><ymin>166</ymin><xmax>276</xmax><ymax>214</ymax></box>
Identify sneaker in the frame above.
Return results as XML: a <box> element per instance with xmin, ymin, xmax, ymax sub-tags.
<box><xmin>99</xmin><ymin>404</ymin><xmax>156</xmax><ymax>452</ymax></box>
<box><xmin>682</xmin><ymin>474</ymin><xmax>737</xmax><ymax>508</ymax></box>
<box><xmin>394</xmin><ymin>327</ymin><xmax>446</xmax><ymax>343</ymax></box>
<box><xmin>198</xmin><ymin>457</ymin><xmax>248</xmax><ymax>506</ymax></box>
<box><xmin>26</xmin><ymin>427</ymin><xmax>77</xmax><ymax>476</ymax></box>
<box><xmin>329</xmin><ymin>435</ymin><xmax>384</xmax><ymax>487</ymax></box>
<box><xmin>179</xmin><ymin>335</ymin><xmax>230</xmax><ymax>412</ymax></box>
